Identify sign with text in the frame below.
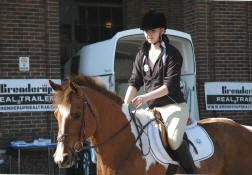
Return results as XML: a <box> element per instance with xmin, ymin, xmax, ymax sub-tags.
<box><xmin>0</xmin><ymin>79</ymin><xmax>61</xmax><ymax>112</ymax></box>
<box><xmin>205</xmin><ymin>82</ymin><xmax>252</xmax><ymax>111</ymax></box>
<box><xmin>19</xmin><ymin>57</ymin><xmax>29</xmax><ymax>71</ymax></box>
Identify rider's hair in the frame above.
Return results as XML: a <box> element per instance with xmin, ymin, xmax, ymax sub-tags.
<box><xmin>140</xmin><ymin>34</ymin><xmax>170</xmax><ymax>56</ymax></box>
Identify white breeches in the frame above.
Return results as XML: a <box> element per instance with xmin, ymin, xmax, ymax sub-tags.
<box><xmin>155</xmin><ymin>102</ymin><xmax>189</xmax><ymax>150</ymax></box>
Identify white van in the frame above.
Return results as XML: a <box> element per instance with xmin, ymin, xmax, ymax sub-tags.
<box><xmin>64</xmin><ymin>28</ymin><xmax>199</xmax><ymax>121</ymax></box>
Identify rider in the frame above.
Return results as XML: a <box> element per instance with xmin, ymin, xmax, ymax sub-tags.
<box><xmin>124</xmin><ymin>9</ymin><xmax>197</xmax><ymax>174</ymax></box>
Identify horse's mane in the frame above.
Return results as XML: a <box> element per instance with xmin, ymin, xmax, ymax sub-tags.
<box><xmin>55</xmin><ymin>75</ymin><xmax>123</xmax><ymax>105</ymax></box>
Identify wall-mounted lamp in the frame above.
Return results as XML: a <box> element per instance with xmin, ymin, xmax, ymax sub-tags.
<box><xmin>105</xmin><ymin>21</ymin><xmax>112</xmax><ymax>28</ymax></box>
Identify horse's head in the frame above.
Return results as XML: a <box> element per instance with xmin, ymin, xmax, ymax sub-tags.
<box><xmin>49</xmin><ymin>79</ymin><xmax>97</xmax><ymax>168</ymax></box>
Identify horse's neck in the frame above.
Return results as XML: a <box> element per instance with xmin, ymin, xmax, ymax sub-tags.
<box><xmin>85</xmin><ymin>88</ymin><xmax>137</xmax><ymax>167</ymax></box>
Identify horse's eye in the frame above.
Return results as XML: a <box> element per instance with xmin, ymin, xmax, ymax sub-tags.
<box><xmin>73</xmin><ymin>113</ymin><xmax>81</xmax><ymax>119</ymax></box>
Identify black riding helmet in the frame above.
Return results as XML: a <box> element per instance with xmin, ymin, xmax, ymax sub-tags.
<box><xmin>140</xmin><ymin>10</ymin><xmax>167</xmax><ymax>30</ymax></box>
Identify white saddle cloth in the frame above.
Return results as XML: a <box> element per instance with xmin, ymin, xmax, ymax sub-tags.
<box><xmin>135</xmin><ymin>110</ymin><xmax>214</xmax><ymax>165</ymax></box>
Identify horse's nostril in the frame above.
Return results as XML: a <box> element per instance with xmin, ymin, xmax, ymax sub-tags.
<box><xmin>62</xmin><ymin>155</ymin><xmax>69</xmax><ymax>164</ymax></box>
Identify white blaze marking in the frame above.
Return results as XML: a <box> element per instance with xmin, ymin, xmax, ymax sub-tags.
<box><xmin>54</xmin><ymin>104</ymin><xmax>71</xmax><ymax>163</ymax></box>
<box><xmin>54</xmin><ymin>142</ymin><xmax>64</xmax><ymax>163</ymax></box>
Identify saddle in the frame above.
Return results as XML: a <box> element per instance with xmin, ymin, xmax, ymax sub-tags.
<box><xmin>127</xmin><ymin>105</ymin><xmax>214</xmax><ymax>165</ymax></box>
<box><xmin>150</xmin><ymin>109</ymin><xmax>213</xmax><ymax>163</ymax></box>
<box><xmin>151</xmin><ymin>109</ymin><xmax>194</xmax><ymax>161</ymax></box>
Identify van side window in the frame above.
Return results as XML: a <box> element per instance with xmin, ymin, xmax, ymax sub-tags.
<box><xmin>71</xmin><ymin>56</ymin><xmax>80</xmax><ymax>75</ymax></box>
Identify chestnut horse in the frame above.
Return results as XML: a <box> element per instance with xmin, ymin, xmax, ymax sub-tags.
<box><xmin>50</xmin><ymin>75</ymin><xmax>252</xmax><ymax>175</ymax></box>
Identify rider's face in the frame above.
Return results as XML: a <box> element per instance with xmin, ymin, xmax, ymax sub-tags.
<box><xmin>144</xmin><ymin>28</ymin><xmax>165</xmax><ymax>44</ymax></box>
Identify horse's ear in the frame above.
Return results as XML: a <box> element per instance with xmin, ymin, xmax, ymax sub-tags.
<box><xmin>49</xmin><ymin>80</ymin><xmax>62</xmax><ymax>91</ymax></box>
<box><xmin>69</xmin><ymin>81</ymin><xmax>81</xmax><ymax>94</ymax></box>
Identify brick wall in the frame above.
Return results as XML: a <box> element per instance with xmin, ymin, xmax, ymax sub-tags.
<box><xmin>249</xmin><ymin>3</ymin><xmax>252</xmax><ymax>85</ymax></box>
<box><xmin>208</xmin><ymin>1</ymin><xmax>251</xmax><ymax>124</ymax></box>
<box><xmin>125</xmin><ymin>0</ymin><xmax>141</xmax><ymax>29</ymax></box>
<box><xmin>184</xmin><ymin>0</ymin><xmax>211</xmax><ymax>119</ymax></box>
<box><xmin>0</xmin><ymin>0</ymin><xmax>60</xmax><ymax>173</ymax></box>
<box><xmin>249</xmin><ymin>2</ymin><xmax>252</xmax><ymax>124</ymax></box>
<box><xmin>126</xmin><ymin>0</ymin><xmax>184</xmax><ymax>31</ymax></box>
<box><xmin>184</xmin><ymin>1</ymin><xmax>252</xmax><ymax>125</ymax></box>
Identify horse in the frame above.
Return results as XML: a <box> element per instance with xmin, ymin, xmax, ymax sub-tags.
<box><xmin>49</xmin><ymin>75</ymin><xmax>252</xmax><ymax>175</ymax></box>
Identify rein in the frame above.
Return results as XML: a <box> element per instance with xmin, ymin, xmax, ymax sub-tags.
<box><xmin>115</xmin><ymin>113</ymin><xmax>157</xmax><ymax>174</ymax></box>
<box><xmin>81</xmin><ymin>118</ymin><xmax>133</xmax><ymax>150</ymax></box>
<box><xmin>56</xmin><ymin>88</ymin><xmax>162</xmax><ymax>173</ymax></box>
<box><xmin>56</xmin><ymin>90</ymin><xmax>133</xmax><ymax>153</ymax></box>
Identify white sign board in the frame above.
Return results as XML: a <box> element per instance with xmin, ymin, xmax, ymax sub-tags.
<box><xmin>205</xmin><ymin>82</ymin><xmax>252</xmax><ymax>111</ymax></box>
<box><xmin>0</xmin><ymin>79</ymin><xmax>61</xmax><ymax>112</ymax></box>
<box><xmin>19</xmin><ymin>57</ymin><xmax>29</xmax><ymax>71</ymax></box>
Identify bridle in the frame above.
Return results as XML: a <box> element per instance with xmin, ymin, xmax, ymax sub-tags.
<box><xmin>56</xmin><ymin>88</ymin><xmax>132</xmax><ymax>154</ymax></box>
<box><xmin>55</xmin><ymin>87</ymin><xmax>160</xmax><ymax>174</ymax></box>
<box><xmin>56</xmin><ymin>90</ymin><xmax>96</xmax><ymax>154</ymax></box>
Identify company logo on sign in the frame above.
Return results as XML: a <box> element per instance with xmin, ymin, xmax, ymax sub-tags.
<box><xmin>0</xmin><ymin>79</ymin><xmax>61</xmax><ymax>112</ymax></box>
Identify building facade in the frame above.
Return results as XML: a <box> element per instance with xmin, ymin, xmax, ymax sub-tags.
<box><xmin>0</xmin><ymin>0</ymin><xmax>61</xmax><ymax>173</ymax></box>
<box><xmin>0</xmin><ymin>0</ymin><xmax>252</xmax><ymax>173</ymax></box>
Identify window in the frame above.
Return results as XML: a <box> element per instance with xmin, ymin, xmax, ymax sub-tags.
<box><xmin>60</xmin><ymin>0</ymin><xmax>124</xmax><ymax>71</ymax></box>
<box><xmin>60</xmin><ymin>4</ymin><xmax>72</xmax><ymax>42</ymax></box>
<box><xmin>73</xmin><ymin>5</ymin><xmax>123</xmax><ymax>43</ymax></box>
<box><xmin>71</xmin><ymin>56</ymin><xmax>80</xmax><ymax>75</ymax></box>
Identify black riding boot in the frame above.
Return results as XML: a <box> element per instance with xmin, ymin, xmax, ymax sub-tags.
<box><xmin>174</xmin><ymin>140</ymin><xmax>197</xmax><ymax>174</ymax></box>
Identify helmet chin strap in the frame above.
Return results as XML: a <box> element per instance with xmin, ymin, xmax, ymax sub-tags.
<box><xmin>153</xmin><ymin>40</ymin><xmax>160</xmax><ymax>45</ymax></box>
<box><xmin>153</xmin><ymin>35</ymin><xmax>162</xmax><ymax>45</ymax></box>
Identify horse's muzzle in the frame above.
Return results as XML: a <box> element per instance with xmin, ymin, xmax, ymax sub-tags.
<box><xmin>55</xmin><ymin>153</ymin><xmax>75</xmax><ymax>168</ymax></box>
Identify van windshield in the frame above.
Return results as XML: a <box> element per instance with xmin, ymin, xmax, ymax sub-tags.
<box><xmin>115</xmin><ymin>34</ymin><xmax>195</xmax><ymax>79</ymax></box>
<box><xmin>114</xmin><ymin>33</ymin><xmax>195</xmax><ymax>100</ymax></box>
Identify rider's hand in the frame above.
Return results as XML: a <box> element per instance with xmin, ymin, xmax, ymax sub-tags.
<box><xmin>132</xmin><ymin>95</ymin><xmax>148</xmax><ymax>109</ymax></box>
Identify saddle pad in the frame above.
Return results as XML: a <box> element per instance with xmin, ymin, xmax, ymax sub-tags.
<box><xmin>185</xmin><ymin>122</ymin><xmax>214</xmax><ymax>162</ymax></box>
<box><xmin>147</xmin><ymin>117</ymin><xmax>214</xmax><ymax>165</ymax></box>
